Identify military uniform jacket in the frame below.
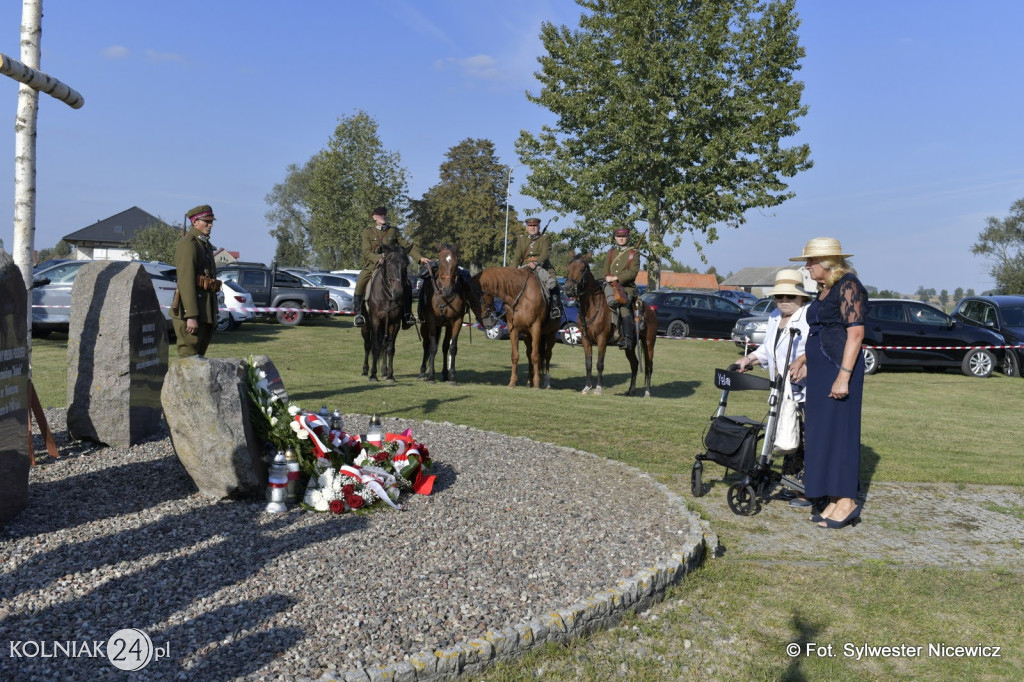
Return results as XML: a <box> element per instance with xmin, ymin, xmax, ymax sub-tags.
<box><xmin>360</xmin><ymin>224</ymin><xmax>421</xmax><ymax>269</ymax></box>
<box><xmin>171</xmin><ymin>227</ymin><xmax>218</xmax><ymax>323</ymax></box>
<box><xmin>512</xmin><ymin>233</ymin><xmax>552</xmax><ymax>271</ymax></box>
<box><xmin>596</xmin><ymin>245</ymin><xmax>640</xmax><ymax>293</ymax></box>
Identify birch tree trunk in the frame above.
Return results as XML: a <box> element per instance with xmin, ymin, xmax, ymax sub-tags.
<box><xmin>13</xmin><ymin>0</ymin><xmax>42</xmax><ymax>299</ymax></box>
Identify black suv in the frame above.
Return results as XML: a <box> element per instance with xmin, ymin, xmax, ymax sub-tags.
<box><xmin>954</xmin><ymin>295</ymin><xmax>1024</xmax><ymax>377</ymax></box>
<box><xmin>863</xmin><ymin>299</ymin><xmax>1005</xmax><ymax>377</ymax></box>
<box><xmin>641</xmin><ymin>290</ymin><xmax>746</xmax><ymax>338</ymax></box>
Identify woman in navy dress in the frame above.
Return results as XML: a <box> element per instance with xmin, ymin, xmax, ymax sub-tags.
<box><xmin>791</xmin><ymin>238</ymin><xmax>868</xmax><ymax>529</ymax></box>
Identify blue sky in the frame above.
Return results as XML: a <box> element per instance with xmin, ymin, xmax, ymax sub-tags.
<box><xmin>1</xmin><ymin>0</ymin><xmax>1022</xmax><ymax>295</ymax></box>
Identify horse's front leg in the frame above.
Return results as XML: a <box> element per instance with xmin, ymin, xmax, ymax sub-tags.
<box><xmin>581</xmin><ymin>339</ymin><xmax>595</xmax><ymax>394</ymax></box>
<box><xmin>443</xmin><ymin>325</ymin><xmax>459</xmax><ymax>385</ymax></box>
<box><xmin>384</xmin><ymin>325</ymin><xmax>398</xmax><ymax>384</ymax></box>
<box><xmin>368</xmin><ymin>327</ymin><xmax>381</xmax><ymax>382</ymax></box>
<box><xmin>507</xmin><ymin>329</ymin><xmax>520</xmax><ymax>387</ymax></box>
<box><xmin>362</xmin><ymin>331</ymin><xmax>371</xmax><ymax>377</ymax></box>
<box><xmin>419</xmin><ymin>323</ymin><xmax>431</xmax><ymax>380</ymax></box>
<box><xmin>527</xmin><ymin>323</ymin><xmax>543</xmax><ymax>389</ymax></box>
<box><xmin>594</xmin><ymin>340</ymin><xmax>607</xmax><ymax>396</ymax></box>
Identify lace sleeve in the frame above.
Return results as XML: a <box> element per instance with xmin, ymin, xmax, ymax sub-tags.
<box><xmin>839</xmin><ymin>276</ymin><xmax>867</xmax><ymax>326</ymax></box>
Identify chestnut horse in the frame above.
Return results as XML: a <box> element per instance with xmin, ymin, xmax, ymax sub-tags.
<box><xmin>418</xmin><ymin>244</ymin><xmax>469</xmax><ymax>384</ymax></box>
<box><xmin>361</xmin><ymin>243</ymin><xmax>409</xmax><ymax>383</ymax></box>
<box><xmin>562</xmin><ymin>254</ymin><xmax>657</xmax><ymax>397</ymax></box>
<box><xmin>469</xmin><ymin>267</ymin><xmax>559</xmax><ymax>389</ymax></box>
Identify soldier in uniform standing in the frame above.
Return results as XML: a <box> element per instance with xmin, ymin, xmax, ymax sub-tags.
<box><xmin>595</xmin><ymin>226</ymin><xmax>640</xmax><ymax>349</ymax></box>
<box><xmin>171</xmin><ymin>205</ymin><xmax>220</xmax><ymax>357</ymax></box>
<box><xmin>511</xmin><ymin>217</ymin><xmax>563</xmax><ymax>320</ymax></box>
<box><xmin>352</xmin><ymin>206</ymin><xmax>429</xmax><ymax>329</ymax></box>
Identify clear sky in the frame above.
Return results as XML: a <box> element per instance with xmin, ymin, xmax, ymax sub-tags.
<box><xmin>1</xmin><ymin>0</ymin><xmax>1022</xmax><ymax>295</ymax></box>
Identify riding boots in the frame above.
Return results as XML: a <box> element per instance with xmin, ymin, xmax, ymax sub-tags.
<box><xmin>352</xmin><ymin>294</ymin><xmax>365</xmax><ymax>327</ymax></box>
<box><xmin>618</xmin><ymin>309</ymin><xmax>635</xmax><ymax>349</ymax></box>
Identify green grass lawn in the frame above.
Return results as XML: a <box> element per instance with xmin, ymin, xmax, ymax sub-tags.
<box><xmin>30</xmin><ymin>315</ymin><xmax>1024</xmax><ymax>486</ymax></box>
<box><xmin>27</xmin><ymin>317</ymin><xmax>1024</xmax><ymax>680</ymax></box>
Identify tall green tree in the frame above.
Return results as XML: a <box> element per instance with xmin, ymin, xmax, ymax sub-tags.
<box><xmin>265</xmin><ymin>111</ymin><xmax>408</xmax><ymax>270</ymax></box>
<box><xmin>971</xmin><ymin>197</ymin><xmax>1024</xmax><ymax>294</ymax></box>
<box><xmin>265</xmin><ymin>158</ymin><xmax>316</xmax><ymax>267</ymax></box>
<box><xmin>516</xmin><ymin>0</ymin><xmax>811</xmax><ymax>290</ymax></box>
<box><xmin>36</xmin><ymin>239</ymin><xmax>72</xmax><ymax>263</ymax></box>
<box><xmin>410</xmin><ymin>138</ymin><xmax>518</xmax><ymax>270</ymax></box>
<box><xmin>129</xmin><ymin>222</ymin><xmax>179</xmax><ymax>263</ymax></box>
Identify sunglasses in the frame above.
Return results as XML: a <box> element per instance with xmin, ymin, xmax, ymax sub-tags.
<box><xmin>774</xmin><ymin>294</ymin><xmax>800</xmax><ymax>301</ymax></box>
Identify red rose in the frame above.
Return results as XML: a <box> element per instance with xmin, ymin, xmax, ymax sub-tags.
<box><xmin>373</xmin><ymin>452</ymin><xmax>388</xmax><ymax>462</ymax></box>
<box><xmin>341</xmin><ymin>484</ymin><xmax>355</xmax><ymax>496</ymax></box>
<box><xmin>346</xmin><ymin>494</ymin><xmax>364</xmax><ymax>510</ymax></box>
<box><xmin>328</xmin><ymin>499</ymin><xmax>345</xmax><ymax>514</ymax></box>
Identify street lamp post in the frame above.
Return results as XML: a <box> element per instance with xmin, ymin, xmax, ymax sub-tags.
<box><xmin>503</xmin><ymin>164</ymin><xmax>522</xmax><ymax>267</ymax></box>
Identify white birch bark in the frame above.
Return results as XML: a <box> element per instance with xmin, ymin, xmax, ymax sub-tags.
<box><xmin>12</xmin><ymin>0</ymin><xmax>42</xmax><ymax>298</ymax></box>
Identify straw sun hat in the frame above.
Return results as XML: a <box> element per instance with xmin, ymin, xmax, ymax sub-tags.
<box><xmin>789</xmin><ymin>236</ymin><xmax>853</xmax><ymax>262</ymax></box>
<box><xmin>765</xmin><ymin>269</ymin><xmax>812</xmax><ymax>299</ymax></box>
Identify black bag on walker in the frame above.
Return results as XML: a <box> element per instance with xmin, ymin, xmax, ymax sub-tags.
<box><xmin>703</xmin><ymin>416</ymin><xmax>760</xmax><ymax>472</ymax></box>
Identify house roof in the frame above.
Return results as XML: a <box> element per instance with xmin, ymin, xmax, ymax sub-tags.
<box><xmin>636</xmin><ymin>271</ymin><xmax>719</xmax><ymax>290</ymax></box>
<box><xmin>63</xmin><ymin>207</ymin><xmax>169</xmax><ymax>246</ymax></box>
<box><xmin>720</xmin><ymin>266</ymin><xmax>794</xmax><ymax>288</ymax></box>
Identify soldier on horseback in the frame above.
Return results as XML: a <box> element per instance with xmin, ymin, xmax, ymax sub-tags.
<box><xmin>596</xmin><ymin>226</ymin><xmax>640</xmax><ymax>349</ymax></box>
<box><xmin>353</xmin><ymin>206</ymin><xmax>429</xmax><ymax>329</ymax></box>
<box><xmin>512</xmin><ymin>217</ymin><xmax>563</xmax><ymax>320</ymax></box>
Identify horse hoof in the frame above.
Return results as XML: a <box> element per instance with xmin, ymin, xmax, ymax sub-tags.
<box><xmin>594</xmin><ymin>386</ymin><xmax>603</xmax><ymax>396</ymax></box>
<box><xmin>644</xmin><ymin>390</ymin><xmax>651</xmax><ymax>398</ymax></box>
<box><xmin>368</xmin><ymin>376</ymin><xmax>379</xmax><ymax>383</ymax></box>
<box><xmin>581</xmin><ymin>386</ymin><xmax>591</xmax><ymax>395</ymax></box>
<box><xmin>386</xmin><ymin>378</ymin><xmax>396</xmax><ymax>385</ymax></box>
<box><xmin>448</xmin><ymin>380</ymin><xmax>458</xmax><ymax>386</ymax></box>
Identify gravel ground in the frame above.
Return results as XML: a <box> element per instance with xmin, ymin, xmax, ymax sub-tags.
<box><xmin>0</xmin><ymin>411</ymin><xmax>699</xmax><ymax>681</ymax></box>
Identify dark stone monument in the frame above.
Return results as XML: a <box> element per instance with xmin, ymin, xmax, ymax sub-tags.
<box><xmin>161</xmin><ymin>357</ymin><xmax>267</xmax><ymax>499</ymax></box>
<box><xmin>0</xmin><ymin>250</ymin><xmax>30</xmax><ymax>525</ymax></box>
<box><xmin>66</xmin><ymin>261</ymin><xmax>169</xmax><ymax>447</ymax></box>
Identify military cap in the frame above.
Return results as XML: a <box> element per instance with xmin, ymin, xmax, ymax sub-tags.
<box><xmin>187</xmin><ymin>205</ymin><xmax>215</xmax><ymax>222</ymax></box>
<box><xmin>614</xmin><ymin>227</ymin><xmax>630</xmax><ymax>237</ymax></box>
<box><xmin>524</xmin><ymin>217</ymin><xmax>541</xmax><ymax>226</ymax></box>
<box><xmin>372</xmin><ymin>206</ymin><xmax>388</xmax><ymax>216</ymax></box>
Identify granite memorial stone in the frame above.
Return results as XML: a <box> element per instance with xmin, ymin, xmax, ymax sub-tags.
<box><xmin>0</xmin><ymin>249</ymin><xmax>30</xmax><ymax>525</ymax></box>
<box><xmin>66</xmin><ymin>261</ymin><xmax>168</xmax><ymax>447</ymax></box>
<box><xmin>161</xmin><ymin>356</ymin><xmax>267</xmax><ymax>499</ymax></box>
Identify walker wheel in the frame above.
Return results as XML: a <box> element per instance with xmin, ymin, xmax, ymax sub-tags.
<box><xmin>690</xmin><ymin>461</ymin><xmax>705</xmax><ymax>497</ymax></box>
<box><xmin>727</xmin><ymin>483</ymin><xmax>759</xmax><ymax>516</ymax></box>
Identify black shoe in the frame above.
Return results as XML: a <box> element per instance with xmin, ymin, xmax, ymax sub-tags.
<box><xmin>402</xmin><ymin>313</ymin><xmax>416</xmax><ymax>330</ymax></box>
<box><xmin>353</xmin><ymin>313</ymin><xmax>365</xmax><ymax>327</ymax></box>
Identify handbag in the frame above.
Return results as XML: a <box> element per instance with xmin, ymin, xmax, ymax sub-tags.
<box><xmin>774</xmin><ymin>379</ymin><xmax>801</xmax><ymax>454</ymax></box>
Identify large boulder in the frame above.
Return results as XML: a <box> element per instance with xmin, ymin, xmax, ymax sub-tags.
<box><xmin>66</xmin><ymin>261</ymin><xmax>168</xmax><ymax>446</ymax></box>
<box><xmin>0</xmin><ymin>249</ymin><xmax>29</xmax><ymax>525</ymax></box>
<box><xmin>161</xmin><ymin>357</ymin><xmax>267</xmax><ymax>499</ymax></box>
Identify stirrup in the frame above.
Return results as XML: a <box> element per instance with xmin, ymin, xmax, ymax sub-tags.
<box><xmin>353</xmin><ymin>314</ymin><xmax>365</xmax><ymax>327</ymax></box>
<box><xmin>402</xmin><ymin>314</ymin><xmax>416</xmax><ymax>330</ymax></box>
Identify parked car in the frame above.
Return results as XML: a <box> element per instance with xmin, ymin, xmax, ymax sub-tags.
<box><xmin>293</xmin><ymin>272</ymin><xmax>354</xmax><ymax>313</ymax></box>
<box><xmin>32</xmin><ymin>258</ymin><xmax>72</xmax><ymax>273</ymax></box>
<box><xmin>557</xmin><ymin>293</ymin><xmax>581</xmax><ymax>345</ymax></box>
<box><xmin>715</xmin><ymin>289</ymin><xmax>758</xmax><ymax>310</ymax></box>
<box><xmin>302</xmin><ymin>272</ymin><xmax>356</xmax><ymax>301</ymax></box>
<box><xmin>862</xmin><ymin>298</ymin><xmax>1006</xmax><ymax>377</ymax></box>
<box><xmin>954</xmin><ymin>295</ymin><xmax>1024</xmax><ymax>377</ymax></box>
<box><xmin>217</xmin><ymin>263</ymin><xmax>330</xmax><ymax>325</ymax></box>
<box><xmin>641</xmin><ymin>289</ymin><xmax>747</xmax><ymax>338</ymax></box>
<box><xmin>215</xmin><ymin>278</ymin><xmax>255</xmax><ymax>331</ymax></box>
<box><xmin>31</xmin><ymin>260</ymin><xmax>177</xmax><ymax>337</ymax></box>
<box><xmin>731</xmin><ymin>298</ymin><xmax>779</xmax><ymax>348</ymax></box>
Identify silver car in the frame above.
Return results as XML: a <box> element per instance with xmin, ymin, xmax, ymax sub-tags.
<box><xmin>731</xmin><ymin>297</ymin><xmax>778</xmax><ymax>349</ymax></box>
<box><xmin>293</xmin><ymin>272</ymin><xmax>354</xmax><ymax>313</ymax></box>
<box><xmin>32</xmin><ymin>260</ymin><xmax>178</xmax><ymax>337</ymax></box>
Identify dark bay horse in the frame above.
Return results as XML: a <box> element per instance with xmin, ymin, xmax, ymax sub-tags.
<box><xmin>361</xmin><ymin>243</ymin><xmax>409</xmax><ymax>383</ymax></box>
<box><xmin>469</xmin><ymin>267</ymin><xmax>559</xmax><ymax>389</ymax></box>
<box><xmin>562</xmin><ymin>254</ymin><xmax>657</xmax><ymax>397</ymax></box>
<box><xmin>418</xmin><ymin>244</ymin><xmax>469</xmax><ymax>384</ymax></box>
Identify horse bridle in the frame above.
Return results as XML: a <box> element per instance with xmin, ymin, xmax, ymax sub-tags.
<box><xmin>428</xmin><ymin>249</ymin><xmax>461</xmax><ymax>316</ymax></box>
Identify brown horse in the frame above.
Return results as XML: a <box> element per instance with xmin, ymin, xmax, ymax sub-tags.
<box><xmin>562</xmin><ymin>253</ymin><xmax>657</xmax><ymax>397</ymax></box>
<box><xmin>418</xmin><ymin>244</ymin><xmax>469</xmax><ymax>384</ymax></box>
<box><xmin>361</xmin><ymin>243</ymin><xmax>409</xmax><ymax>383</ymax></box>
<box><xmin>469</xmin><ymin>267</ymin><xmax>559</xmax><ymax>389</ymax></box>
